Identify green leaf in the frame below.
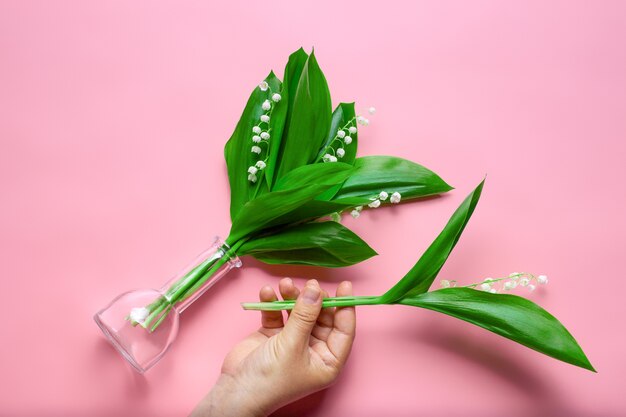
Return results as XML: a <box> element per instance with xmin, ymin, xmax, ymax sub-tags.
<box><xmin>379</xmin><ymin>180</ymin><xmax>484</xmax><ymax>303</ymax></box>
<box><xmin>275</xmin><ymin>51</ymin><xmax>332</xmax><ymax>180</ymax></box>
<box><xmin>238</xmin><ymin>221</ymin><xmax>377</xmax><ymax>267</ymax></box>
<box><xmin>316</xmin><ymin>102</ymin><xmax>358</xmax><ymax>165</ymax></box>
<box><xmin>265</xmin><ymin>48</ymin><xmax>308</xmax><ymax>189</ymax></box>
<box><xmin>224</xmin><ymin>71</ymin><xmax>282</xmax><ymax>221</ymax></box>
<box><xmin>400</xmin><ymin>288</ymin><xmax>595</xmax><ymax>371</ymax></box>
<box><xmin>274</xmin><ymin>162</ymin><xmax>353</xmax><ymax>191</ymax></box>
<box><xmin>331</xmin><ymin>156</ymin><xmax>453</xmax><ymax>202</ymax></box>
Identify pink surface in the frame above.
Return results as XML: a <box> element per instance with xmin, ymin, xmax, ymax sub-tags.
<box><xmin>1</xmin><ymin>1</ymin><xmax>625</xmax><ymax>416</ymax></box>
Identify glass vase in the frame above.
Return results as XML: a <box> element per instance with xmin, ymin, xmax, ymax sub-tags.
<box><xmin>94</xmin><ymin>237</ymin><xmax>242</xmax><ymax>373</ymax></box>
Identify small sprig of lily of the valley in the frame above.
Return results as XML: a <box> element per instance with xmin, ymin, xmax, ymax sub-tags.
<box><xmin>441</xmin><ymin>272</ymin><xmax>549</xmax><ymax>294</ymax></box>
<box><xmin>128</xmin><ymin>48</ymin><xmax>454</xmax><ymax>332</ymax></box>
<box><xmin>242</xmin><ymin>181</ymin><xmax>595</xmax><ymax>372</ymax></box>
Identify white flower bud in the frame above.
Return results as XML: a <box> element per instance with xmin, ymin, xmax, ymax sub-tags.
<box><xmin>260</xmin><ymin>132</ymin><xmax>270</xmax><ymax>140</ymax></box>
<box><xmin>520</xmin><ymin>277</ymin><xmax>530</xmax><ymax>287</ymax></box>
<box><xmin>441</xmin><ymin>280</ymin><xmax>451</xmax><ymax>288</ymax></box>
<box><xmin>130</xmin><ymin>307</ymin><xmax>149</xmax><ymax>323</ymax></box>
<box><xmin>357</xmin><ymin>115</ymin><xmax>366</xmax><ymax>125</ymax></box>
<box><xmin>368</xmin><ymin>106</ymin><xmax>376</xmax><ymax>115</ymax></box>
<box><xmin>504</xmin><ymin>281</ymin><xmax>514</xmax><ymax>291</ymax></box>
<box><xmin>537</xmin><ymin>275</ymin><xmax>548</xmax><ymax>285</ymax></box>
<box><xmin>336</xmin><ymin>148</ymin><xmax>345</xmax><ymax>158</ymax></box>
<box><xmin>355</xmin><ymin>205</ymin><xmax>363</xmax><ymax>212</ymax></box>
<box><xmin>271</xmin><ymin>93</ymin><xmax>281</xmax><ymax>102</ymax></box>
<box><xmin>390</xmin><ymin>192</ymin><xmax>401</xmax><ymax>204</ymax></box>
<box><xmin>323</xmin><ymin>153</ymin><xmax>332</xmax><ymax>162</ymax></box>
<box><xmin>489</xmin><ymin>288</ymin><xmax>498</xmax><ymax>294</ymax></box>
<box><xmin>348</xmin><ymin>126</ymin><xmax>357</xmax><ymax>134</ymax></box>
<box><xmin>255</xmin><ymin>160</ymin><xmax>266</xmax><ymax>169</ymax></box>
<box><xmin>251</xmin><ymin>146</ymin><xmax>262</xmax><ymax>154</ymax></box>
<box><xmin>248</xmin><ymin>173</ymin><xmax>257</xmax><ymax>183</ymax></box>
<box><xmin>379</xmin><ymin>191</ymin><xmax>389</xmax><ymax>201</ymax></box>
<box><xmin>259</xmin><ymin>81</ymin><xmax>269</xmax><ymax>91</ymax></box>
<box><xmin>262</xmin><ymin>100</ymin><xmax>271</xmax><ymax>111</ymax></box>
<box><xmin>247</xmin><ymin>166</ymin><xmax>258</xmax><ymax>175</ymax></box>
<box><xmin>260</xmin><ymin>114</ymin><xmax>270</xmax><ymax>123</ymax></box>
<box><xmin>337</xmin><ymin>130</ymin><xmax>346</xmax><ymax>138</ymax></box>
<box><xmin>480</xmin><ymin>283</ymin><xmax>492</xmax><ymax>291</ymax></box>
<box><xmin>328</xmin><ymin>155</ymin><xmax>338</xmax><ymax>162</ymax></box>
<box><xmin>344</xmin><ymin>136</ymin><xmax>352</xmax><ymax>145</ymax></box>
<box><xmin>350</xmin><ymin>209</ymin><xmax>360</xmax><ymax>219</ymax></box>
<box><xmin>528</xmin><ymin>284</ymin><xmax>536</xmax><ymax>292</ymax></box>
<box><xmin>368</xmin><ymin>199</ymin><xmax>381</xmax><ymax>208</ymax></box>
<box><xmin>252</xmin><ymin>135</ymin><xmax>261</xmax><ymax>143</ymax></box>
<box><xmin>252</xmin><ymin>126</ymin><xmax>262</xmax><ymax>134</ymax></box>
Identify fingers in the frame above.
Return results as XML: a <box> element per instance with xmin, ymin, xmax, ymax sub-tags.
<box><xmin>259</xmin><ymin>285</ymin><xmax>284</xmax><ymax>329</ymax></box>
<box><xmin>312</xmin><ymin>287</ymin><xmax>334</xmax><ymax>342</ymax></box>
<box><xmin>326</xmin><ymin>281</ymin><xmax>356</xmax><ymax>366</ymax></box>
<box><xmin>279</xmin><ymin>277</ymin><xmax>300</xmax><ymax>317</ymax></box>
<box><xmin>281</xmin><ymin>279</ymin><xmax>323</xmax><ymax>350</ymax></box>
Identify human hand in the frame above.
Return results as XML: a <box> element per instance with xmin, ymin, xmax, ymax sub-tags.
<box><xmin>190</xmin><ymin>278</ymin><xmax>356</xmax><ymax>417</ymax></box>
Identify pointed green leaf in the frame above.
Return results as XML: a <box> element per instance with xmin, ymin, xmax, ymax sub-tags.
<box><xmin>224</xmin><ymin>71</ymin><xmax>282</xmax><ymax>220</ymax></box>
<box><xmin>400</xmin><ymin>288</ymin><xmax>595</xmax><ymax>371</ymax></box>
<box><xmin>265</xmin><ymin>48</ymin><xmax>308</xmax><ymax>189</ymax></box>
<box><xmin>275</xmin><ymin>51</ymin><xmax>332</xmax><ymax>179</ymax></box>
<box><xmin>227</xmin><ymin>166</ymin><xmax>354</xmax><ymax>243</ymax></box>
<box><xmin>331</xmin><ymin>156</ymin><xmax>453</xmax><ymax>202</ymax></box>
<box><xmin>274</xmin><ymin>162</ymin><xmax>353</xmax><ymax>191</ymax></box>
<box><xmin>238</xmin><ymin>221</ymin><xmax>377</xmax><ymax>267</ymax></box>
<box><xmin>379</xmin><ymin>180</ymin><xmax>484</xmax><ymax>303</ymax></box>
<box><xmin>316</xmin><ymin>102</ymin><xmax>358</xmax><ymax>165</ymax></box>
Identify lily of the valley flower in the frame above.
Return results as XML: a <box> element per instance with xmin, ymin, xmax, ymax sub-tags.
<box><xmin>390</xmin><ymin>192</ymin><xmax>401</xmax><ymax>204</ymax></box>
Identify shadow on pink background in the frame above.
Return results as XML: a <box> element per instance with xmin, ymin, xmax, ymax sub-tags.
<box><xmin>1</xmin><ymin>1</ymin><xmax>625</xmax><ymax>416</ymax></box>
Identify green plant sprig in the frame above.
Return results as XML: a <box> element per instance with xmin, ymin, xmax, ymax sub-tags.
<box><xmin>128</xmin><ymin>48</ymin><xmax>453</xmax><ymax>332</ymax></box>
<box><xmin>241</xmin><ymin>180</ymin><xmax>595</xmax><ymax>372</ymax></box>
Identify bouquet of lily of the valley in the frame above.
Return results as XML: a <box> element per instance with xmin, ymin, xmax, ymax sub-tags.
<box><xmin>94</xmin><ymin>48</ymin><xmax>454</xmax><ymax>372</ymax></box>
<box><xmin>94</xmin><ymin>48</ymin><xmax>592</xmax><ymax>374</ymax></box>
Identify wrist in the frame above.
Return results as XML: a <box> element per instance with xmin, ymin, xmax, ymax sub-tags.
<box><xmin>191</xmin><ymin>374</ymin><xmax>269</xmax><ymax>417</ymax></box>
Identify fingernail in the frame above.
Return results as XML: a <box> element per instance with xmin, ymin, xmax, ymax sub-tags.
<box><xmin>302</xmin><ymin>285</ymin><xmax>320</xmax><ymax>304</ymax></box>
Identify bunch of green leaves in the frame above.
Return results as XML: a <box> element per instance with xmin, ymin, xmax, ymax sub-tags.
<box><xmin>135</xmin><ymin>48</ymin><xmax>454</xmax><ymax>332</ymax></box>
<box><xmin>242</xmin><ymin>180</ymin><xmax>595</xmax><ymax>372</ymax></box>
<box><xmin>223</xmin><ymin>48</ymin><xmax>453</xmax><ymax>265</ymax></box>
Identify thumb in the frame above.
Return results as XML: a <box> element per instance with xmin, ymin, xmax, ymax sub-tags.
<box><xmin>281</xmin><ymin>280</ymin><xmax>322</xmax><ymax>350</ymax></box>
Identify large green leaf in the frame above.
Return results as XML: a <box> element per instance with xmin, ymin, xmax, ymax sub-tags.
<box><xmin>265</xmin><ymin>48</ymin><xmax>308</xmax><ymax>189</ymax></box>
<box><xmin>331</xmin><ymin>156</ymin><xmax>453</xmax><ymax>202</ymax></box>
<box><xmin>275</xmin><ymin>51</ymin><xmax>332</xmax><ymax>180</ymax></box>
<box><xmin>315</xmin><ymin>102</ymin><xmax>358</xmax><ymax>165</ymax></box>
<box><xmin>400</xmin><ymin>288</ymin><xmax>595</xmax><ymax>371</ymax></box>
<box><xmin>224</xmin><ymin>71</ymin><xmax>282</xmax><ymax>221</ymax></box>
<box><xmin>238</xmin><ymin>221</ymin><xmax>377</xmax><ymax>267</ymax></box>
<box><xmin>274</xmin><ymin>162</ymin><xmax>353</xmax><ymax>191</ymax></box>
<box><xmin>379</xmin><ymin>180</ymin><xmax>484</xmax><ymax>303</ymax></box>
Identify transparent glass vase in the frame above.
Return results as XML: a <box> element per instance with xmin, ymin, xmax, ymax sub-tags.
<box><xmin>94</xmin><ymin>237</ymin><xmax>242</xmax><ymax>373</ymax></box>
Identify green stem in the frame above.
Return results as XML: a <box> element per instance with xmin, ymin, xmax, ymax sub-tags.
<box><xmin>241</xmin><ymin>295</ymin><xmax>381</xmax><ymax>311</ymax></box>
<box><xmin>140</xmin><ymin>238</ymin><xmax>246</xmax><ymax>331</ymax></box>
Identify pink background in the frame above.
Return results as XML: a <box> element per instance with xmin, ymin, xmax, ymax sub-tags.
<box><xmin>1</xmin><ymin>1</ymin><xmax>625</xmax><ymax>416</ymax></box>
